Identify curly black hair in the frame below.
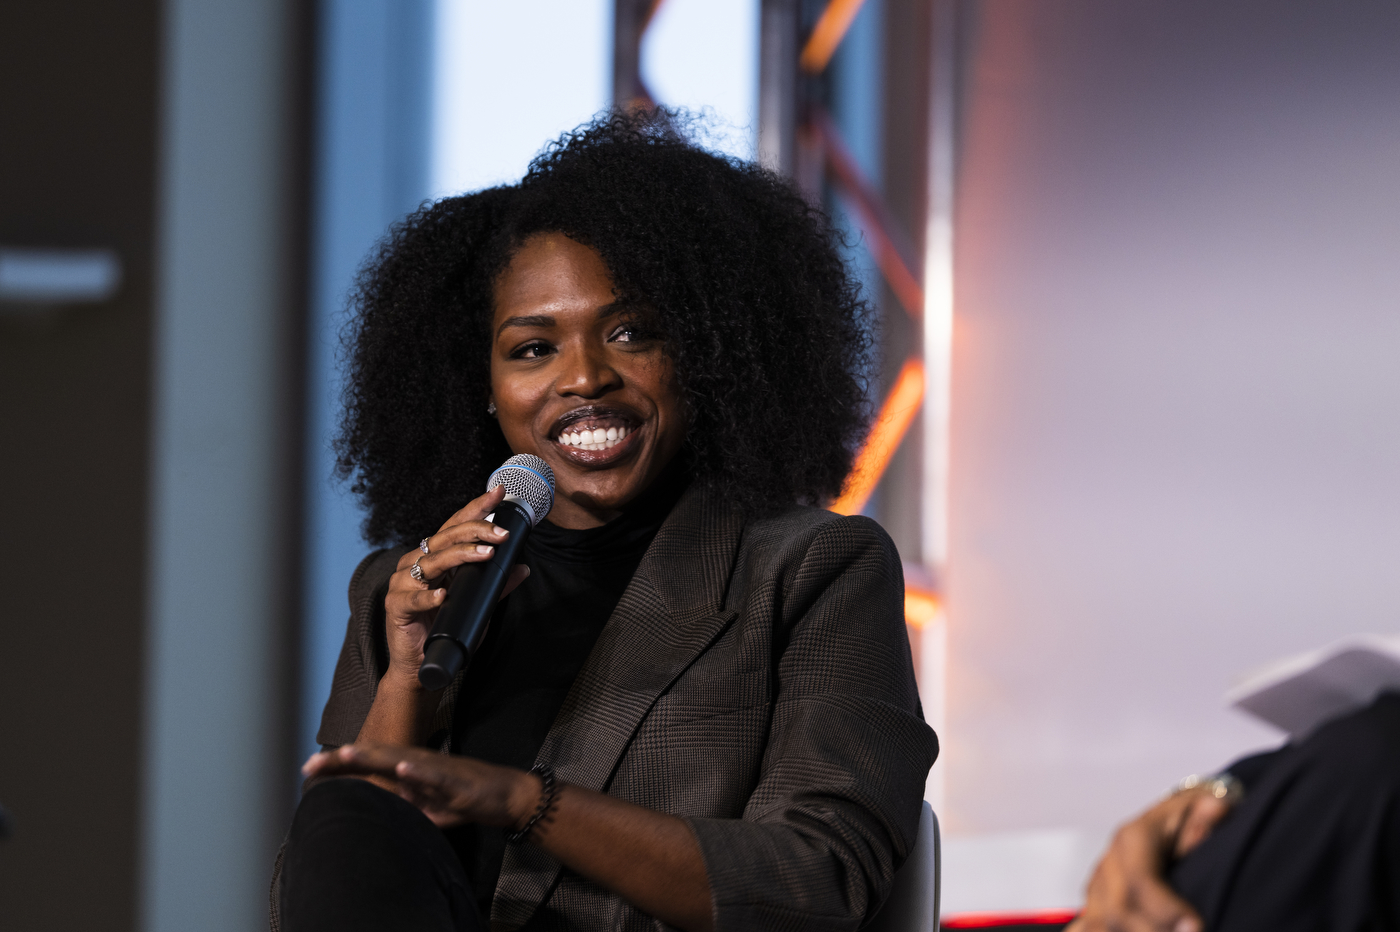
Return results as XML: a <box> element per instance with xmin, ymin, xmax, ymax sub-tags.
<box><xmin>337</xmin><ymin>110</ymin><xmax>875</xmax><ymax>546</ymax></box>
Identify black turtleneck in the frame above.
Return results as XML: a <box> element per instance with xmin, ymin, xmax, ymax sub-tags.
<box><xmin>444</xmin><ymin>466</ymin><xmax>689</xmax><ymax>917</ymax></box>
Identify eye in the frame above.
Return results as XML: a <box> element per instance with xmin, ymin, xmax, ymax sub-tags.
<box><xmin>608</xmin><ymin>322</ymin><xmax>650</xmax><ymax>344</ymax></box>
<box><xmin>510</xmin><ymin>340</ymin><xmax>555</xmax><ymax>360</ymax></box>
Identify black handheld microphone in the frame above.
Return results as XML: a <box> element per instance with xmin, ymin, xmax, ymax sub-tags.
<box><xmin>418</xmin><ymin>454</ymin><xmax>555</xmax><ymax>690</ymax></box>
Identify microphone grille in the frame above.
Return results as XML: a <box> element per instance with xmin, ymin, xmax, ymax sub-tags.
<box><xmin>486</xmin><ymin>454</ymin><xmax>555</xmax><ymax>526</ymax></box>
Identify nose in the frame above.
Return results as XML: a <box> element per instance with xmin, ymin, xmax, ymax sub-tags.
<box><xmin>555</xmin><ymin>341</ymin><xmax>621</xmax><ymax>399</ymax></box>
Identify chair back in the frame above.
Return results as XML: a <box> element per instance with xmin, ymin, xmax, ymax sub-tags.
<box><xmin>864</xmin><ymin>802</ymin><xmax>940</xmax><ymax>932</ymax></box>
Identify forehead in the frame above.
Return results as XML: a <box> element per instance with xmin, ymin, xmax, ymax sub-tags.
<box><xmin>492</xmin><ymin>233</ymin><xmax>615</xmax><ymax>322</ymax></box>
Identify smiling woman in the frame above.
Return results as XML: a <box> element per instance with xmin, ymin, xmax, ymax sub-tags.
<box><xmin>489</xmin><ymin>233</ymin><xmax>687</xmax><ymax>529</ymax></box>
<box><xmin>273</xmin><ymin>111</ymin><xmax>936</xmax><ymax>932</ymax></box>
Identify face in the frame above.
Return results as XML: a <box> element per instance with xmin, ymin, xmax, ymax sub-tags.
<box><xmin>489</xmin><ymin>233</ymin><xmax>686</xmax><ymax>529</ymax></box>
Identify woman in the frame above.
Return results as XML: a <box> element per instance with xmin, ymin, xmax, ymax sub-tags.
<box><xmin>275</xmin><ymin>112</ymin><xmax>936</xmax><ymax>932</ymax></box>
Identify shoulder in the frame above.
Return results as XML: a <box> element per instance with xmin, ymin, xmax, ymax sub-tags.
<box><xmin>742</xmin><ymin>505</ymin><xmax>897</xmax><ymax>563</ymax></box>
<box><xmin>733</xmin><ymin>505</ymin><xmax>901</xmax><ymax>595</ymax></box>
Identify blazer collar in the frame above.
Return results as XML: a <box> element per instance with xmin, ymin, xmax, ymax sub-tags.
<box><xmin>490</xmin><ymin>482</ymin><xmax>745</xmax><ymax>930</ymax></box>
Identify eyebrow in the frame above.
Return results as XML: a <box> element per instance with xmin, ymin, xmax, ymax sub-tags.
<box><xmin>495</xmin><ymin>314</ymin><xmax>555</xmax><ymax>339</ymax></box>
<box><xmin>494</xmin><ymin>303</ymin><xmax>628</xmax><ymax>340</ymax></box>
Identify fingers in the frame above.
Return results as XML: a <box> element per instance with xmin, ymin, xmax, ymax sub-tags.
<box><xmin>303</xmin><ymin>743</ymin><xmax>423</xmax><ymax>779</ymax></box>
<box><xmin>396</xmin><ymin>521</ymin><xmax>511</xmax><ymax>586</ymax></box>
<box><xmin>394</xmin><ymin>761</ymin><xmax>463</xmax><ymax>816</ymax></box>
<box><xmin>1075</xmin><ymin>812</ymin><xmax>1205</xmax><ymax>932</ymax></box>
<box><xmin>1114</xmin><ymin>822</ymin><xmax>1202</xmax><ymax>931</ymax></box>
<box><xmin>1130</xmin><ymin>881</ymin><xmax>1202</xmax><ymax>932</ymax></box>
<box><xmin>437</xmin><ymin>485</ymin><xmax>506</xmax><ymax>533</ymax></box>
<box><xmin>392</xmin><ymin>584</ymin><xmax>447</xmax><ymax>611</ymax></box>
<box><xmin>394</xmin><ymin>767</ymin><xmax>454</xmax><ymax>812</ymax></box>
<box><xmin>397</xmin><ymin>759</ymin><xmax>453</xmax><ymax>790</ymax></box>
<box><xmin>1175</xmin><ymin>793</ymin><xmax>1232</xmax><ymax>857</ymax></box>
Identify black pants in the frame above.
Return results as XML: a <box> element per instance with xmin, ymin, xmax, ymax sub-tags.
<box><xmin>1168</xmin><ymin>692</ymin><xmax>1400</xmax><ymax>931</ymax></box>
<box><xmin>280</xmin><ymin>778</ymin><xmax>485</xmax><ymax>932</ymax></box>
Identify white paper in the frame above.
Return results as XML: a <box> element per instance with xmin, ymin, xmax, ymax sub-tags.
<box><xmin>1226</xmin><ymin>634</ymin><xmax>1400</xmax><ymax>738</ymax></box>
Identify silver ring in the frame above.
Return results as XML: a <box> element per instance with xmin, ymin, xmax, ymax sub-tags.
<box><xmin>419</xmin><ymin>537</ymin><xmax>431</xmax><ymax>555</ymax></box>
<box><xmin>410</xmin><ymin>558</ymin><xmax>426</xmax><ymax>584</ymax></box>
<box><xmin>1173</xmin><ymin>773</ymin><xmax>1243</xmax><ymax>804</ymax></box>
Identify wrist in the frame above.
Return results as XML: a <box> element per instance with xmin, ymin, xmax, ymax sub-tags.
<box><xmin>377</xmin><ymin>667</ymin><xmax>441</xmax><ymax>725</ymax></box>
<box><xmin>508</xmin><ymin>769</ymin><xmax>545</xmax><ymax>831</ymax></box>
<box><xmin>382</xmin><ymin>663</ymin><xmax>432</xmax><ymax>696</ymax></box>
<box><xmin>505</xmin><ymin>765</ymin><xmax>558</xmax><ymax>844</ymax></box>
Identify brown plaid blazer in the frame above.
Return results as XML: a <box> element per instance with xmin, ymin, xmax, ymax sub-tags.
<box><xmin>275</xmin><ymin>484</ymin><xmax>937</xmax><ymax>931</ymax></box>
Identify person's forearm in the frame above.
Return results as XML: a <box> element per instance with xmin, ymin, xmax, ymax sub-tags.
<box><xmin>357</xmin><ymin>670</ymin><xmax>438</xmax><ymax>746</ymax></box>
<box><xmin>528</xmin><ymin>781</ymin><xmax>713</xmax><ymax>932</ymax></box>
<box><xmin>351</xmin><ymin>672</ymin><xmax>439</xmax><ymax>790</ymax></box>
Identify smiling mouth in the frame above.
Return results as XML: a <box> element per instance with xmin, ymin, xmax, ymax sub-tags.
<box><xmin>552</xmin><ymin>407</ymin><xmax>640</xmax><ymax>453</ymax></box>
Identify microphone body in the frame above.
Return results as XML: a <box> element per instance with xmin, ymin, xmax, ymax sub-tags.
<box><xmin>418</xmin><ymin>499</ymin><xmax>532</xmax><ymax>690</ymax></box>
<box><xmin>418</xmin><ymin>454</ymin><xmax>555</xmax><ymax>691</ymax></box>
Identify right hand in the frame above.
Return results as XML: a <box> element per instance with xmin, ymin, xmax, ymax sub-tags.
<box><xmin>382</xmin><ymin>484</ymin><xmax>531</xmax><ymax>688</ymax></box>
<box><xmin>1067</xmin><ymin>787</ymin><xmax>1233</xmax><ymax>932</ymax></box>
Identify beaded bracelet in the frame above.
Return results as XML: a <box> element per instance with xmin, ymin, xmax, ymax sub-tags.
<box><xmin>506</xmin><ymin>764</ymin><xmax>556</xmax><ymax>845</ymax></box>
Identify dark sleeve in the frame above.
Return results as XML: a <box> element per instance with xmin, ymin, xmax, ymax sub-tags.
<box><xmin>314</xmin><ymin>548</ymin><xmax>402</xmax><ymax>749</ymax></box>
<box><xmin>685</xmin><ymin>516</ymin><xmax>938</xmax><ymax>932</ymax></box>
<box><xmin>1222</xmin><ymin>748</ymin><xmax>1285</xmax><ymax>790</ymax></box>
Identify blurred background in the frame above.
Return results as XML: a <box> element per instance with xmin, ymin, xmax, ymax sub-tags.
<box><xmin>3</xmin><ymin>0</ymin><xmax>1399</xmax><ymax>928</ymax></box>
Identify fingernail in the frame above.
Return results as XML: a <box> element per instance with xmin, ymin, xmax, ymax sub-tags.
<box><xmin>1176</xmin><ymin>919</ymin><xmax>1200</xmax><ymax>932</ymax></box>
<box><xmin>495</xmin><ymin>527</ymin><xmax>509</xmax><ymax>537</ymax></box>
<box><xmin>434</xmin><ymin>588</ymin><xmax>446</xmax><ymax>599</ymax></box>
<box><xmin>477</xmin><ymin>544</ymin><xmax>494</xmax><ymax>554</ymax></box>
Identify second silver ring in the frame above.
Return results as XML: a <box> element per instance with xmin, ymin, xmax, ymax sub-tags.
<box><xmin>410</xmin><ymin>558</ymin><xmax>427</xmax><ymax>584</ymax></box>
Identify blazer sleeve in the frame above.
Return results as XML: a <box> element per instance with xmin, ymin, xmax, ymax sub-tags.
<box><xmin>685</xmin><ymin>515</ymin><xmax>938</xmax><ymax>932</ymax></box>
<box><xmin>314</xmin><ymin>547</ymin><xmax>401</xmax><ymax>749</ymax></box>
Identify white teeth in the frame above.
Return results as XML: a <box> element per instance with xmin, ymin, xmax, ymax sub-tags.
<box><xmin>557</xmin><ymin>424</ymin><xmax>633</xmax><ymax>451</ymax></box>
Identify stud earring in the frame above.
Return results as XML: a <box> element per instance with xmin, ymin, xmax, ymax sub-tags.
<box><xmin>486</xmin><ymin>401</ymin><xmax>497</xmax><ymax>416</ymax></box>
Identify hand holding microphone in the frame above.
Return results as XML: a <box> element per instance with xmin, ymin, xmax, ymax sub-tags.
<box><xmin>380</xmin><ymin>454</ymin><xmax>555</xmax><ymax>693</ymax></box>
<box><xmin>419</xmin><ymin>455</ymin><xmax>555</xmax><ymax>689</ymax></box>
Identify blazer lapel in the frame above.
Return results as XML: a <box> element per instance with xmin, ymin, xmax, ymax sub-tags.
<box><xmin>490</xmin><ymin>484</ymin><xmax>745</xmax><ymax>931</ymax></box>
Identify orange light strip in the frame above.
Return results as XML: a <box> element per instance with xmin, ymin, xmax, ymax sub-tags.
<box><xmin>904</xmin><ymin>585</ymin><xmax>941</xmax><ymax>629</ymax></box>
<box><xmin>831</xmin><ymin>359</ymin><xmax>925</xmax><ymax>515</ymax></box>
<box><xmin>800</xmin><ymin>0</ymin><xmax>869</xmax><ymax>73</ymax></box>
<box><xmin>813</xmin><ymin>111</ymin><xmax>924</xmax><ymax>320</ymax></box>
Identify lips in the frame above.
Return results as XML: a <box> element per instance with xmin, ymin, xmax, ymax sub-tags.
<box><xmin>549</xmin><ymin>405</ymin><xmax>643</xmax><ymax>465</ymax></box>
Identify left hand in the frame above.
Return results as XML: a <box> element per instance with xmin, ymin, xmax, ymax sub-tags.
<box><xmin>304</xmin><ymin>744</ymin><xmax>541</xmax><ymax>829</ymax></box>
<box><xmin>1066</xmin><ymin>786</ymin><xmax>1234</xmax><ymax>932</ymax></box>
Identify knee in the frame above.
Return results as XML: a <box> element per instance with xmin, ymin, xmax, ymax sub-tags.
<box><xmin>296</xmin><ymin>777</ymin><xmax>396</xmax><ymax>822</ymax></box>
<box><xmin>288</xmin><ymin>778</ymin><xmax>427</xmax><ymax>853</ymax></box>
